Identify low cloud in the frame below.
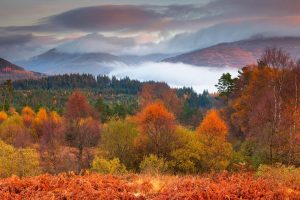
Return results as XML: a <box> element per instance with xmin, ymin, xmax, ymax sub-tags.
<box><xmin>0</xmin><ymin>34</ymin><xmax>66</xmax><ymax>61</ymax></box>
<box><xmin>107</xmin><ymin>62</ymin><xmax>239</xmax><ymax>93</ymax></box>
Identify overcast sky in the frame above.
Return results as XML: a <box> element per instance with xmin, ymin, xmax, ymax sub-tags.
<box><xmin>1</xmin><ymin>0</ymin><xmax>300</xmax><ymax>61</ymax></box>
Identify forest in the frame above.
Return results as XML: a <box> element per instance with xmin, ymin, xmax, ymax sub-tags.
<box><xmin>0</xmin><ymin>48</ymin><xmax>300</xmax><ymax>199</ymax></box>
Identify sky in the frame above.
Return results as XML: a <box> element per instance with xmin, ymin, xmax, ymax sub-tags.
<box><xmin>1</xmin><ymin>0</ymin><xmax>300</xmax><ymax>61</ymax></box>
<box><xmin>0</xmin><ymin>0</ymin><xmax>299</xmax><ymax>92</ymax></box>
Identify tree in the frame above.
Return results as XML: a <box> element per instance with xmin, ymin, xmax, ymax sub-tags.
<box><xmin>0</xmin><ymin>114</ymin><xmax>32</xmax><ymax>148</ymax></box>
<box><xmin>169</xmin><ymin>127</ymin><xmax>201</xmax><ymax>174</ymax></box>
<box><xmin>94</xmin><ymin>97</ymin><xmax>112</xmax><ymax>122</ymax></box>
<box><xmin>140</xmin><ymin>83</ymin><xmax>184</xmax><ymax>117</ymax></box>
<box><xmin>101</xmin><ymin>118</ymin><xmax>139</xmax><ymax>170</ymax></box>
<box><xmin>0</xmin><ymin>111</ymin><xmax>8</xmax><ymax>123</ymax></box>
<box><xmin>196</xmin><ymin>109</ymin><xmax>233</xmax><ymax>171</ymax></box>
<box><xmin>134</xmin><ymin>102</ymin><xmax>178</xmax><ymax>157</ymax></box>
<box><xmin>64</xmin><ymin>90</ymin><xmax>96</xmax><ymax>120</ymax></box>
<box><xmin>21</xmin><ymin>106</ymin><xmax>35</xmax><ymax>128</ymax></box>
<box><xmin>215</xmin><ymin>73</ymin><xmax>236</xmax><ymax>98</ymax></box>
<box><xmin>226</xmin><ymin>49</ymin><xmax>300</xmax><ymax>166</ymax></box>
<box><xmin>39</xmin><ymin>111</ymin><xmax>66</xmax><ymax>174</ymax></box>
<box><xmin>197</xmin><ymin>109</ymin><xmax>228</xmax><ymax>140</ymax></box>
<box><xmin>32</xmin><ymin>108</ymin><xmax>49</xmax><ymax>139</ymax></box>
<box><xmin>64</xmin><ymin>90</ymin><xmax>101</xmax><ymax>172</ymax></box>
<box><xmin>0</xmin><ymin>80</ymin><xmax>13</xmax><ymax>110</ymax></box>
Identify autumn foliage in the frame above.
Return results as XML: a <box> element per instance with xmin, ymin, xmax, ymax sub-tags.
<box><xmin>134</xmin><ymin>101</ymin><xmax>177</xmax><ymax>157</ymax></box>
<box><xmin>0</xmin><ymin>172</ymin><xmax>299</xmax><ymax>199</ymax></box>
<box><xmin>197</xmin><ymin>109</ymin><xmax>228</xmax><ymax>139</ymax></box>
<box><xmin>0</xmin><ymin>48</ymin><xmax>300</xmax><ymax>199</ymax></box>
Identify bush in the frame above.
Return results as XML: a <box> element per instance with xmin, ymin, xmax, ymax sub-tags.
<box><xmin>256</xmin><ymin>164</ymin><xmax>300</xmax><ymax>186</ymax></box>
<box><xmin>139</xmin><ymin>154</ymin><xmax>168</xmax><ymax>174</ymax></box>
<box><xmin>0</xmin><ymin>140</ymin><xmax>40</xmax><ymax>178</ymax></box>
<box><xmin>101</xmin><ymin>118</ymin><xmax>139</xmax><ymax>170</ymax></box>
<box><xmin>91</xmin><ymin>157</ymin><xmax>127</xmax><ymax>174</ymax></box>
<box><xmin>0</xmin><ymin>115</ymin><xmax>33</xmax><ymax>147</ymax></box>
<box><xmin>240</xmin><ymin>140</ymin><xmax>269</xmax><ymax>168</ymax></box>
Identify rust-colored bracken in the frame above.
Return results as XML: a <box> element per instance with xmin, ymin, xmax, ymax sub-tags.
<box><xmin>0</xmin><ymin>172</ymin><xmax>299</xmax><ymax>200</ymax></box>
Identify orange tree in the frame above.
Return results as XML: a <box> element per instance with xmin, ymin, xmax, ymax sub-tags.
<box><xmin>196</xmin><ymin>109</ymin><xmax>233</xmax><ymax>171</ymax></box>
<box><xmin>134</xmin><ymin>101</ymin><xmax>179</xmax><ymax>158</ymax></box>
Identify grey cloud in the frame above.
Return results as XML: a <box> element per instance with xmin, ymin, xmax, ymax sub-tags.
<box><xmin>56</xmin><ymin>33</ymin><xmax>136</xmax><ymax>54</ymax></box>
<box><xmin>43</xmin><ymin>5</ymin><xmax>164</xmax><ymax>32</ymax></box>
<box><xmin>0</xmin><ymin>34</ymin><xmax>33</xmax><ymax>46</ymax></box>
<box><xmin>0</xmin><ymin>34</ymin><xmax>65</xmax><ymax>61</ymax></box>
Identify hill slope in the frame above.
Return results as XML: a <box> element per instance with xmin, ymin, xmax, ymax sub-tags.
<box><xmin>163</xmin><ymin>37</ymin><xmax>300</xmax><ymax>67</ymax></box>
<box><xmin>19</xmin><ymin>49</ymin><xmax>173</xmax><ymax>75</ymax></box>
<box><xmin>0</xmin><ymin>58</ymin><xmax>42</xmax><ymax>83</ymax></box>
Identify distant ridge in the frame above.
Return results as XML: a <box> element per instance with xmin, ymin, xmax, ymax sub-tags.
<box><xmin>0</xmin><ymin>57</ymin><xmax>42</xmax><ymax>83</ymax></box>
<box><xmin>163</xmin><ymin>37</ymin><xmax>300</xmax><ymax>68</ymax></box>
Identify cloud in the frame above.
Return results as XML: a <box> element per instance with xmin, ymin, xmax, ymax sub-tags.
<box><xmin>0</xmin><ymin>34</ymin><xmax>66</xmax><ymax>61</ymax></box>
<box><xmin>0</xmin><ymin>4</ymin><xmax>209</xmax><ymax>34</ymax></box>
<box><xmin>0</xmin><ymin>34</ymin><xmax>33</xmax><ymax>46</ymax></box>
<box><xmin>2</xmin><ymin>1</ymin><xmax>300</xmax><ymax>59</ymax></box>
<box><xmin>56</xmin><ymin>33</ymin><xmax>136</xmax><ymax>54</ymax></box>
<box><xmin>162</xmin><ymin>16</ymin><xmax>300</xmax><ymax>54</ymax></box>
<box><xmin>200</xmin><ymin>0</ymin><xmax>300</xmax><ymax>20</ymax></box>
<box><xmin>107</xmin><ymin>62</ymin><xmax>239</xmax><ymax>93</ymax></box>
<box><xmin>43</xmin><ymin>5</ymin><xmax>165</xmax><ymax>32</ymax></box>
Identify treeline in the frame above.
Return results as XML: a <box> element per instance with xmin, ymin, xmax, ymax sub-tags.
<box><xmin>1</xmin><ymin>75</ymin><xmax>215</xmax><ymax>127</ymax></box>
<box><xmin>13</xmin><ymin>74</ymin><xmax>141</xmax><ymax>94</ymax></box>
<box><xmin>218</xmin><ymin>48</ymin><xmax>300</xmax><ymax>166</ymax></box>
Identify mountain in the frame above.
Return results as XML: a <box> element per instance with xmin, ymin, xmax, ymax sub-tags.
<box><xmin>163</xmin><ymin>37</ymin><xmax>300</xmax><ymax>68</ymax></box>
<box><xmin>18</xmin><ymin>49</ymin><xmax>173</xmax><ymax>75</ymax></box>
<box><xmin>19</xmin><ymin>49</ymin><xmax>122</xmax><ymax>75</ymax></box>
<box><xmin>0</xmin><ymin>58</ymin><xmax>42</xmax><ymax>83</ymax></box>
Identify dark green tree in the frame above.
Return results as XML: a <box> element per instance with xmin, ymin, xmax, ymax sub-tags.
<box><xmin>215</xmin><ymin>73</ymin><xmax>236</xmax><ymax>98</ymax></box>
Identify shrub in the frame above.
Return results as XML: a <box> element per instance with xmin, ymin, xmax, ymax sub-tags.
<box><xmin>101</xmin><ymin>118</ymin><xmax>139</xmax><ymax>170</ymax></box>
<box><xmin>91</xmin><ymin>157</ymin><xmax>127</xmax><ymax>175</ymax></box>
<box><xmin>139</xmin><ymin>154</ymin><xmax>168</xmax><ymax>174</ymax></box>
<box><xmin>0</xmin><ymin>140</ymin><xmax>40</xmax><ymax>178</ymax></box>
<box><xmin>256</xmin><ymin>164</ymin><xmax>300</xmax><ymax>186</ymax></box>
<box><xmin>0</xmin><ymin>111</ymin><xmax>8</xmax><ymax>123</ymax></box>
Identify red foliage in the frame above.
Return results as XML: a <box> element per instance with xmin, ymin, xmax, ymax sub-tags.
<box><xmin>0</xmin><ymin>173</ymin><xmax>299</xmax><ymax>199</ymax></box>
<box><xmin>0</xmin><ymin>174</ymin><xmax>142</xmax><ymax>200</ymax></box>
<box><xmin>155</xmin><ymin>173</ymin><xmax>299</xmax><ymax>200</ymax></box>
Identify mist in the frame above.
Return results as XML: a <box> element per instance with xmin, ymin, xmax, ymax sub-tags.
<box><xmin>107</xmin><ymin>62</ymin><xmax>239</xmax><ymax>93</ymax></box>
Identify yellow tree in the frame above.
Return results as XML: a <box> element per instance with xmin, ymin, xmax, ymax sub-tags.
<box><xmin>196</xmin><ymin>109</ymin><xmax>233</xmax><ymax>171</ymax></box>
<box><xmin>0</xmin><ymin>140</ymin><xmax>40</xmax><ymax>178</ymax></box>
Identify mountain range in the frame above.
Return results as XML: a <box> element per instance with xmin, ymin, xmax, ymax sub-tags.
<box><xmin>163</xmin><ymin>37</ymin><xmax>300</xmax><ymax>67</ymax></box>
<box><xmin>8</xmin><ymin>36</ymin><xmax>300</xmax><ymax>77</ymax></box>
<box><xmin>18</xmin><ymin>49</ymin><xmax>174</xmax><ymax>75</ymax></box>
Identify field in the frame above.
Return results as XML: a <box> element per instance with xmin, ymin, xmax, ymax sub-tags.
<box><xmin>0</xmin><ymin>172</ymin><xmax>299</xmax><ymax>200</ymax></box>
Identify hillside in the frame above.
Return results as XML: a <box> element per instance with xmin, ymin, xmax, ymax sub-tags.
<box><xmin>0</xmin><ymin>58</ymin><xmax>42</xmax><ymax>83</ymax></box>
<box><xmin>163</xmin><ymin>37</ymin><xmax>300</xmax><ymax>68</ymax></box>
